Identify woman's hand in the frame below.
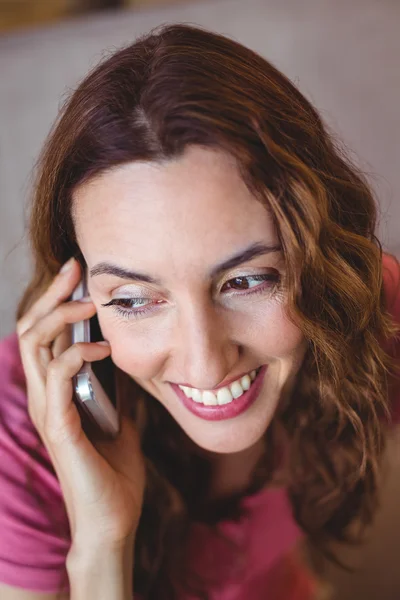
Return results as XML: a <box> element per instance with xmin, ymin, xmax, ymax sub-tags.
<box><xmin>16</xmin><ymin>257</ymin><xmax>146</xmax><ymax>553</ymax></box>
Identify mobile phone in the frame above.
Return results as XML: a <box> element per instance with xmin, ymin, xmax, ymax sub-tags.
<box><xmin>71</xmin><ymin>276</ymin><xmax>120</xmax><ymax>440</ymax></box>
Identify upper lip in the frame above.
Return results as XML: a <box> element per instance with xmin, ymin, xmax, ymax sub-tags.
<box><xmin>174</xmin><ymin>367</ymin><xmax>260</xmax><ymax>393</ymax></box>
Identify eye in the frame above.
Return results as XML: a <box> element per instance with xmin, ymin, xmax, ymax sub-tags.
<box><xmin>221</xmin><ymin>273</ymin><xmax>281</xmax><ymax>294</ymax></box>
<box><xmin>101</xmin><ymin>297</ymin><xmax>159</xmax><ymax>319</ymax></box>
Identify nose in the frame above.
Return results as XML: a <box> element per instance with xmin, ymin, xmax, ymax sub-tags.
<box><xmin>173</xmin><ymin>299</ymin><xmax>240</xmax><ymax>390</ymax></box>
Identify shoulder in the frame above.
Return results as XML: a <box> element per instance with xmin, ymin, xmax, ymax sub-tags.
<box><xmin>0</xmin><ymin>332</ymin><xmax>31</xmax><ymax>433</ymax></box>
<box><xmin>0</xmin><ymin>332</ymin><xmax>71</xmax><ymax>594</ymax></box>
<box><xmin>382</xmin><ymin>253</ymin><xmax>400</xmax><ymax>425</ymax></box>
<box><xmin>383</xmin><ymin>252</ymin><xmax>400</xmax><ymax>313</ymax></box>
<box><xmin>0</xmin><ymin>331</ymin><xmax>26</xmax><ymax>398</ymax></box>
<box><xmin>0</xmin><ymin>332</ymin><xmax>43</xmax><ymax>458</ymax></box>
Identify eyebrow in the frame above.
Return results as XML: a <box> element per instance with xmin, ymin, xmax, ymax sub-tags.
<box><xmin>89</xmin><ymin>242</ymin><xmax>282</xmax><ymax>285</ymax></box>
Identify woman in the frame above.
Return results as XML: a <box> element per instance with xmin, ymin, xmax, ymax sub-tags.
<box><xmin>0</xmin><ymin>22</ymin><xmax>399</xmax><ymax>600</ymax></box>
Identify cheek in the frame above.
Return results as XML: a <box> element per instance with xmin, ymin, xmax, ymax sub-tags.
<box><xmin>266</xmin><ymin>319</ymin><xmax>305</xmax><ymax>357</ymax></box>
<box><xmin>245</xmin><ymin>302</ymin><xmax>305</xmax><ymax>358</ymax></box>
<box><xmin>99</xmin><ymin>319</ymin><xmax>169</xmax><ymax>378</ymax></box>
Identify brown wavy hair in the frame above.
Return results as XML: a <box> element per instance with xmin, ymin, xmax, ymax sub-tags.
<box><xmin>16</xmin><ymin>23</ymin><xmax>400</xmax><ymax>599</ymax></box>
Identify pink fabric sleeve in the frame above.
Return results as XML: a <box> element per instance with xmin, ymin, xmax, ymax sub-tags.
<box><xmin>0</xmin><ymin>332</ymin><xmax>71</xmax><ymax>594</ymax></box>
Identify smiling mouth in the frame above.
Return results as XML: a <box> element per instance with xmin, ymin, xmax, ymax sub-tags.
<box><xmin>170</xmin><ymin>365</ymin><xmax>267</xmax><ymax>421</ymax></box>
<box><xmin>176</xmin><ymin>366</ymin><xmax>262</xmax><ymax>407</ymax></box>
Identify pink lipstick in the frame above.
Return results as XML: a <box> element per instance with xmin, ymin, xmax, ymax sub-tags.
<box><xmin>170</xmin><ymin>365</ymin><xmax>268</xmax><ymax>421</ymax></box>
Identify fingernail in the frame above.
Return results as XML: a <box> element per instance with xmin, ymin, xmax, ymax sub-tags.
<box><xmin>60</xmin><ymin>257</ymin><xmax>75</xmax><ymax>274</ymax></box>
<box><xmin>97</xmin><ymin>340</ymin><xmax>110</xmax><ymax>346</ymax></box>
<box><xmin>78</xmin><ymin>296</ymin><xmax>93</xmax><ymax>303</ymax></box>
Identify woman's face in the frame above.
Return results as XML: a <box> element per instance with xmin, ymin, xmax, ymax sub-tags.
<box><xmin>73</xmin><ymin>146</ymin><xmax>307</xmax><ymax>454</ymax></box>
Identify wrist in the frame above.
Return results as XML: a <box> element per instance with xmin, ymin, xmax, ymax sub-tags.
<box><xmin>67</xmin><ymin>531</ymin><xmax>136</xmax><ymax>570</ymax></box>
<box><xmin>67</xmin><ymin>534</ymin><xmax>136</xmax><ymax>600</ymax></box>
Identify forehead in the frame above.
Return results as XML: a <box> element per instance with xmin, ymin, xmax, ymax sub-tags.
<box><xmin>72</xmin><ymin>146</ymin><xmax>278</xmax><ymax>269</ymax></box>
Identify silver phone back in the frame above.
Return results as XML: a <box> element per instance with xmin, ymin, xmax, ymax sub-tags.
<box><xmin>71</xmin><ymin>278</ymin><xmax>119</xmax><ymax>437</ymax></box>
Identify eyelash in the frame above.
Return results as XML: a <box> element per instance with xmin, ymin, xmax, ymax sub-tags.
<box><xmin>101</xmin><ymin>273</ymin><xmax>282</xmax><ymax>320</ymax></box>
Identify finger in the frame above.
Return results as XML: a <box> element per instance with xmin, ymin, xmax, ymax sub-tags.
<box><xmin>18</xmin><ymin>299</ymin><xmax>96</xmax><ymax>438</ymax></box>
<box><xmin>44</xmin><ymin>341</ymin><xmax>112</xmax><ymax>444</ymax></box>
<box><xmin>18</xmin><ymin>303</ymin><xmax>98</xmax><ymax>416</ymax></box>
<box><xmin>17</xmin><ymin>258</ymin><xmax>83</xmax><ymax>337</ymax></box>
<box><xmin>52</xmin><ymin>325</ymin><xmax>73</xmax><ymax>359</ymax></box>
<box><xmin>19</xmin><ymin>299</ymin><xmax>97</xmax><ymax>365</ymax></box>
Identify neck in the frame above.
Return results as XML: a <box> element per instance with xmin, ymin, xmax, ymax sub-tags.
<box><xmin>204</xmin><ymin>439</ymin><xmax>265</xmax><ymax>502</ymax></box>
<box><xmin>202</xmin><ymin>420</ymin><xmax>290</xmax><ymax>502</ymax></box>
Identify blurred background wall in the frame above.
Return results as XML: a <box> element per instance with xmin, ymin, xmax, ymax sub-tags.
<box><xmin>0</xmin><ymin>0</ymin><xmax>185</xmax><ymax>33</ymax></box>
<box><xmin>1</xmin><ymin>1</ymin><xmax>400</xmax><ymax>598</ymax></box>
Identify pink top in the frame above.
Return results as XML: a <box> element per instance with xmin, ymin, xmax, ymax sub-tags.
<box><xmin>0</xmin><ymin>252</ymin><xmax>399</xmax><ymax>598</ymax></box>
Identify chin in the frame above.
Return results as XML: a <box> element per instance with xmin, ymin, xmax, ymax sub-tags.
<box><xmin>199</xmin><ymin>437</ymin><xmax>264</xmax><ymax>455</ymax></box>
<box><xmin>179</xmin><ymin>412</ymin><xmax>273</xmax><ymax>455</ymax></box>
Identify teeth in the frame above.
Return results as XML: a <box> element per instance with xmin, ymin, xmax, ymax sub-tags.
<box><xmin>241</xmin><ymin>374</ymin><xmax>251</xmax><ymax>391</ymax></box>
<box><xmin>178</xmin><ymin>368</ymin><xmax>260</xmax><ymax>406</ymax></box>
<box><xmin>230</xmin><ymin>381</ymin><xmax>244</xmax><ymax>399</ymax></box>
<box><xmin>202</xmin><ymin>391</ymin><xmax>218</xmax><ymax>406</ymax></box>
<box><xmin>217</xmin><ymin>387</ymin><xmax>233</xmax><ymax>405</ymax></box>
<box><xmin>191</xmin><ymin>388</ymin><xmax>203</xmax><ymax>403</ymax></box>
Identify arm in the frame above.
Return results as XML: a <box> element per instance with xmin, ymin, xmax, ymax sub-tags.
<box><xmin>14</xmin><ymin>259</ymin><xmax>145</xmax><ymax>600</ymax></box>
<box><xmin>0</xmin><ymin>584</ymin><xmax>68</xmax><ymax>600</ymax></box>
